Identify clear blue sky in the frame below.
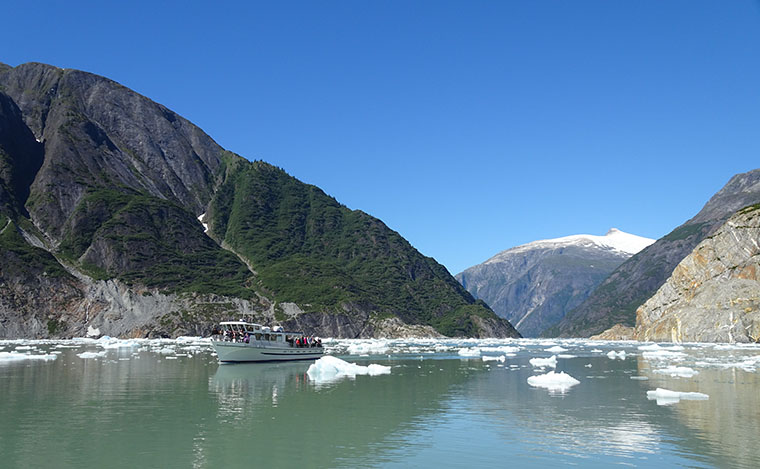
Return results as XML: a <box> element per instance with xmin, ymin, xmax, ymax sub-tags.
<box><xmin>3</xmin><ymin>1</ymin><xmax>760</xmax><ymax>274</ymax></box>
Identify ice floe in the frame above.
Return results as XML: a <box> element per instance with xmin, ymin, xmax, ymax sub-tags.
<box><xmin>0</xmin><ymin>351</ymin><xmax>57</xmax><ymax>362</ymax></box>
<box><xmin>458</xmin><ymin>347</ymin><xmax>482</xmax><ymax>357</ymax></box>
<box><xmin>607</xmin><ymin>350</ymin><xmax>626</xmax><ymax>360</ymax></box>
<box><xmin>77</xmin><ymin>351</ymin><xmax>107</xmax><ymax>359</ymax></box>
<box><xmin>306</xmin><ymin>356</ymin><xmax>391</xmax><ymax>385</ymax></box>
<box><xmin>646</xmin><ymin>388</ymin><xmax>708</xmax><ymax>406</ymax></box>
<box><xmin>545</xmin><ymin>346</ymin><xmax>567</xmax><ymax>353</ymax></box>
<box><xmin>529</xmin><ymin>355</ymin><xmax>557</xmax><ymax>368</ymax></box>
<box><xmin>346</xmin><ymin>340</ymin><xmax>390</xmax><ymax>355</ymax></box>
<box><xmin>482</xmin><ymin>355</ymin><xmax>506</xmax><ymax>362</ymax></box>
<box><xmin>527</xmin><ymin>371</ymin><xmax>580</xmax><ymax>392</ymax></box>
<box><xmin>654</xmin><ymin>366</ymin><xmax>698</xmax><ymax>378</ymax></box>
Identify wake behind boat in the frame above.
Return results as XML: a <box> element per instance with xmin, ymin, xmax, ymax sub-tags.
<box><xmin>211</xmin><ymin>320</ymin><xmax>324</xmax><ymax>363</ymax></box>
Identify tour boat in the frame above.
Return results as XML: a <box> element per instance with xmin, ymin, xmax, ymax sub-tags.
<box><xmin>211</xmin><ymin>320</ymin><xmax>324</xmax><ymax>363</ymax></box>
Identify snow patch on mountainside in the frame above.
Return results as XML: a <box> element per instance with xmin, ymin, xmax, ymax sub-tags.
<box><xmin>485</xmin><ymin>228</ymin><xmax>654</xmax><ymax>264</ymax></box>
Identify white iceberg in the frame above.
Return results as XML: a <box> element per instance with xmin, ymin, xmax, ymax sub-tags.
<box><xmin>0</xmin><ymin>351</ymin><xmax>57</xmax><ymax>362</ymax></box>
<box><xmin>346</xmin><ymin>340</ymin><xmax>390</xmax><ymax>355</ymax></box>
<box><xmin>654</xmin><ymin>366</ymin><xmax>698</xmax><ymax>378</ymax></box>
<box><xmin>307</xmin><ymin>356</ymin><xmax>391</xmax><ymax>385</ymax></box>
<box><xmin>646</xmin><ymin>388</ymin><xmax>709</xmax><ymax>406</ymax></box>
<box><xmin>77</xmin><ymin>351</ymin><xmax>107</xmax><ymax>359</ymax></box>
<box><xmin>607</xmin><ymin>350</ymin><xmax>626</xmax><ymax>360</ymax></box>
<box><xmin>529</xmin><ymin>355</ymin><xmax>557</xmax><ymax>368</ymax></box>
<box><xmin>458</xmin><ymin>347</ymin><xmax>482</xmax><ymax>357</ymax></box>
<box><xmin>642</xmin><ymin>349</ymin><xmax>686</xmax><ymax>361</ymax></box>
<box><xmin>527</xmin><ymin>371</ymin><xmax>580</xmax><ymax>392</ymax></box>
<box><xmin>482</xmin><ymin>355</ymin><xmax>506</xmax><ymax>362</ymax></box>
<box><xmin>545</xmin><ymin>346</ymin><xmax>568</xmax><ymax>353</ymax></box>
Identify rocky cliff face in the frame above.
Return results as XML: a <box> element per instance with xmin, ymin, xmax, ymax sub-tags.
<box><xmin>0</xmin><ymin>61</ymin><xmax>519</xmax><ymax>339</ymax></box>
<box><xmin>457</xmin><ymin>229</ymin><xmax>653</xmax><ymax>337</ymax></box>
<box><xmin>551</xmin><ymin>169</ymin><xmax>760</xmax><ymax>338</ymax></box>
<box><xmin>635</xmin><ymin>205</ymin><xmax>760</xmax><ymax>343</ymax></box>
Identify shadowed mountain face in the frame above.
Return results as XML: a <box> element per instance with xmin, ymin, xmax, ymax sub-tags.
<box><xmin>549</xmin><ymin>169</ymin><xmax>760</xmax><ymax>338</ymax></box>
<box><xmin>0</xmin><ymin>62</ymin><xmax>519</xmax><ymax>339</ymax></box>
<box><xmin>457</xmin><ymin>229</ymin><xmax>653</xmax><ymax>337</ymax></box>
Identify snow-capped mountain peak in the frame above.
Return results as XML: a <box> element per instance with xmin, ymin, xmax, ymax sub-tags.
<box><xmin>485</xmin><ymin>228</ymin><xmax>655</xmax><ymax>264</ymax></box>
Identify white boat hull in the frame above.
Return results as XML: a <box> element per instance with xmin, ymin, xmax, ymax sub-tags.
<box><xmin>213</xmin><ymin>341</ymin><xmax>324</xmax><ymax>363</ymax></box>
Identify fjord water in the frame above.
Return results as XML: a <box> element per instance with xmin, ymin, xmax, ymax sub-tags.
<box><xmin>1</xmin><ymin>339</ymin><xmax>758</xmax><ymax>468</ymax></box>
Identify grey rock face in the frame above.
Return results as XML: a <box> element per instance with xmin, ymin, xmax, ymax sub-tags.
<box><xmin>0</xmin><ymin>62</ymin><xmax>520</xmax><ymax>339</ymax></box>
<box><xmin>553</xmin><ymin>169</ymin><xmax>760</xmax><ymax>338</ymax></box>
<box><xmin>0</xmin><ymin>62</ymin><xmax>222</xmax><ymax>239</ymax></box>
<box><xmin>635</xmin><ymin>205</ymin><xmax>760</xmax><ymax>343</ymax></box>
<box><xmin>458</xmin><ymin>236</ymin><xmax>634</xmax><ymax>337</ymax></box>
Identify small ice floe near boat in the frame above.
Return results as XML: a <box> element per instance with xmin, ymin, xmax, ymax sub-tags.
<box><xmin>646</xmin><ymin>388</ymin><xmax>708</xmax><ymax>406</ymax></box>
<box><xmin>306</xmin><ymin>356</ymin><xmax>391</xmax><ymax>385</ymax></box>
<box><xmin>607</xmin><ymin>350</ymin><xmax>626</xmax><ymax>360</ymax></box>
<box><xmin>0</xmin><ymin>351</ymin><xmax>57</xmax><ymax>362</ymax></box>
<box><xmin>527</xmin><ymin>371</ymin><xmax>580</xmax><ymax>393</ymax></box>
<box><xmin>346</xmin><ymin>339</ymin><xmax>390</xmax><ymax>355</ymax></box>
<box><xmin>529</xmin><ymin>355</ymin><xmax>557</xmax><ymax>368</ymax></box>
<box><xmin>654</xmin><ymin>366</ymin><xmax>698</xmax><ymax>378</ymax></box>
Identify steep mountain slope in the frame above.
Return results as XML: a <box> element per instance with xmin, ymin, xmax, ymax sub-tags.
<box><xmin>635</xmin><ymin>204</ymin><xmax>760</xmax><ymax>343</ymax></box>
<box><xmin>550</xmin><ymin>169</ymin><xmax>760</xmax><ymax>337</ymax></box>
<box><xmin>0</xmin><ymin>61</ymin><xmax>519</xmax><ymax>339</ymax></box>
<box><xmin>457</xmin><ymin>229</ymin><xmax>653</xmax><ymax>336</ymax></box>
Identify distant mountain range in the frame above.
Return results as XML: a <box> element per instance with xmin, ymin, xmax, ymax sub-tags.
<box><xmin>0</xmin><ymin>61</ymin><xmax>519</xmax><ymax>339</ymax></box>
<box><xmin>457</xmin><ymin>229</ymin><xmax>654</xmax><ymax>336</ymax></box>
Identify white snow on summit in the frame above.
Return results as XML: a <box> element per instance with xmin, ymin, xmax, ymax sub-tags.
<box><xmin>486</xmin><ymin>228</ymin><xmax>655</xmax><ymax>264</ymax></box>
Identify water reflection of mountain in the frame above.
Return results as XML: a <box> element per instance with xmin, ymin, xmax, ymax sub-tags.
<box><xmin>638</xmin><ymin>358</ymin><xmax>760</xmax><ymax>468</ymax></box>
<box><xmin>203</xmin><ymin>357</ymin><xmax>477</xmax><ymax>468</ymax></box>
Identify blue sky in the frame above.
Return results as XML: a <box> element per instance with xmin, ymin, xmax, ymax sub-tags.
<box><xmin>3</xmin><ymin>1</ymin><xmax>760</xmax><ymax>274</ymax></box>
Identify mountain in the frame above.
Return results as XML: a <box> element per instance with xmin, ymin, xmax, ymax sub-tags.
<box><xmin>634</xmin><ymin>204</ymin><xmax>760</xmax><ymax>343</ymax></box>
<box><xmin>456</xmin><ymin>229</ymin><xmax>654</xmax><ymax>336</ymax></box>
<box><xmin>0</xmin><ymin>61</ymin><xmax>519</xmax><ymax>339</ymax></box>
<box><xmin>550</xmin><ymin>169</ymin><xmax>760</xmax><ymax>337</ymax></box>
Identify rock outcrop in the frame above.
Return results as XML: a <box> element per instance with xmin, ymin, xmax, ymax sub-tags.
<box><xmin>552</xmin><ymin>169</ymin><xmax>760</xmax><ymax>337</ymax></box>
<box><xmin>0</xmin><ymin>62</ymin><xmax>520</xmax><ymax>339</ymax></box>
<box><xmin>635</xmin><ymin>205</ymin><xmax>760</xmax><ymax>343</ymax></box>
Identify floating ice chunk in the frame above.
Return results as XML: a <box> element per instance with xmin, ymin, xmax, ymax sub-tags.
<box><xmin>654</xmin><ymin>366</ymin><xmax>698</xmax><ymax>378</ymax></box>
<box><xmin>346</xmin><ymin>340</ymin><xmax>390</xmax><ymax>355</ymax></box>
<box><xmin>0</xmin><ymin>351</ymin><xmax>57</xmax><ymax>362</ymax></box>
<box><xmin>307</xmin><ymin>356</ymin><xmax>391</xmax><ymax>384</ymax></box>
<box><xmin>482</xmin><ymin>355</ymin><xmax>506</xmax><ymax>362</ymax></box>
<box><xmin>545</xmin><ymin>346</ymin><xmax>567</xmax><ymax>353</ymax></box>
<box><xmin>584</xmin><ymin>364</ymin><xmax>592</xmax><ymax>368</ymax></box>
<box><xmin>591</xmin><ymin>349</ymin><xmax>603</xmax><ymax>353</ymax></box>
<box><xmin>527</xmin><ymin>371</ymin><xmax>580</xmax><ymax>392</ymax></box>
<box><xmin>630</xmin><ymin>376</ymin><xmax>649</xmax><ymax>380</ymax></box>
<box><xmin>458</xmin><ymin>347</ymin><xmax>482</xmax><ymax>357</ymax></box>
<box><xmin>77</xmin><ymin>351</ymin><xmax>107</xmax><ymax>359</ymax></box>
<box><xmin>529</xmin><ymin>355</ymin><xmax>557</xmax><ymax>368</ymax></box>
<box><xmin>158</xmin><ymin>347</ymin><xmax>175</xmax><ymax>355</ymax></box>
<box><xmin>87</xmin><ymin>326</ymin><xmax>100</xmax><ymax>337</ymax></box>
<box><xmin>646</xmin><ymin>388</ymin><xmax>708</xmax><ymax>405</ymax></box>
<box><xmin>642</xmin><ymin>350</ymin><xmax>686</xmax><ymax>361</ymax></box>
<box><xmin>607</xmin><ymin>350</ymin><xmax>626</xmax><ymax>360</ymax></box>
<box><xmin>15</xmin><ymin>345</ymin><xmax>33</xmax><ymax>351</ymax></box>
<box><xmin>557</xmin><ymin>354</ymin><xmax>576</xmax><ymax>359</ymax></box>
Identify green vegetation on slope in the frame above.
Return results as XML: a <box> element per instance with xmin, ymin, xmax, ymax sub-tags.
<box><xmin>208</xmin><ymin>153</ymin><xmax>498</xmax><ymax>336</ymax></box>
<box><xmin>58</xmin><ymin>187</ymin><xmax>254</xmax><ymax>298</ymax></box>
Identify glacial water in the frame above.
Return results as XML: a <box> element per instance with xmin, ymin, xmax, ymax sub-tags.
<box><xmin>1</xmin><ymin>338</ymin><xmax>759</xmax><ymax>468</ymax></box>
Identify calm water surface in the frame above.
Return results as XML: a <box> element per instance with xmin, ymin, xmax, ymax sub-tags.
<box><xmin>0</xmin><ymin>338</ymin><xmax>758</xmax><ymax>468</ymax></box>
